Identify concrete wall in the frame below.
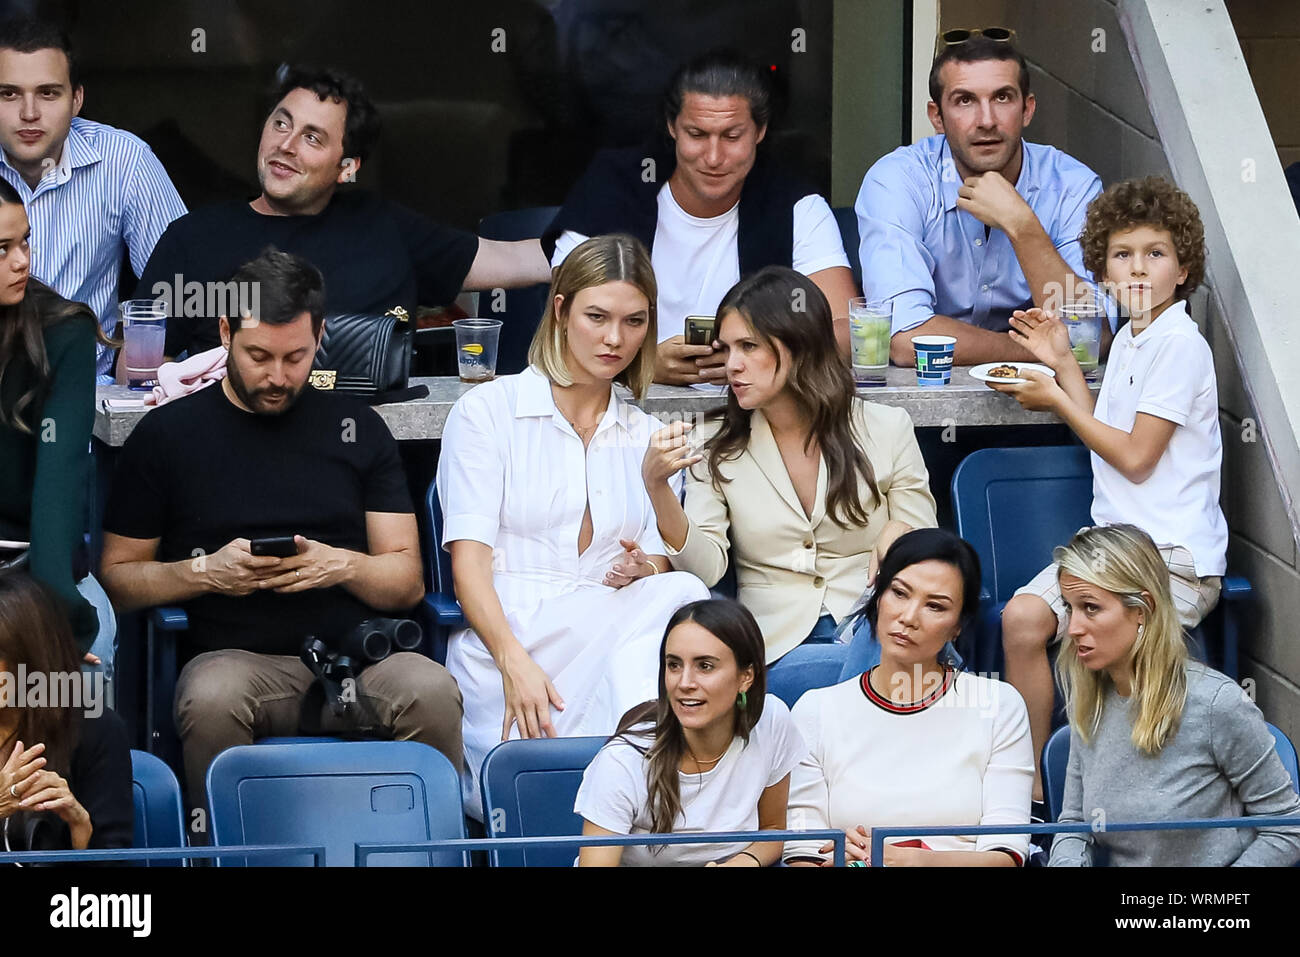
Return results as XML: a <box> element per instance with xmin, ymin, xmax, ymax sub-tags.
<box><xmin>1228</xmin><ymin>0</ymin><xmax>1300</xmax><ymax>169</ymax></box>
<box><xmin>937</xmin><ymin>0</ymin><xmax>1300</xmax><ymax>736</ymax></box>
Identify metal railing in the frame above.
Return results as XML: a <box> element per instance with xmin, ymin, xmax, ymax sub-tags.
<box><xmin>869</xmin><ymin>815</ymin><xmax>1300</xmax><ymax>866</ymax></box>
<box><xmin>0</xmin><ymin>844</ymin><xmax>327</xmax><ymax>866</ymax></box>
<box><xmin>356</xmin><ymin>828</ymin><xmax>847</xmax><ymax>867</ymax></box>
<box><xmin>11</xmin><ymin>818</ymin><xmax>1292</xmax><ymax>867</ymax></box>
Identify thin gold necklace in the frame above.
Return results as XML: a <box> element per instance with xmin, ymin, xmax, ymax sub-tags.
<box><xmin>684</xmin><ymin>739</ymin><xmax>728</xmax><ymax>771</ymax></box>
<box><xmin>560</xmin><ymin>403</ymin><xmax>602</xmax><ymax>434</ymax></box>
<box><xmin>553</xmin><ymin>388</ymin><xmax>607</xmax><ymax>438</ymax></box>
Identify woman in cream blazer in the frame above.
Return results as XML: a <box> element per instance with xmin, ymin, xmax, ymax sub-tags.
<box><xmin>642</xmin><ymin>267</ymin><xmax>937</xmax><ymax>663</ymax></box>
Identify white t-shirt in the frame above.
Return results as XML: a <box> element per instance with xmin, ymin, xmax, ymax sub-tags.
<box><xmin>1090</xmin><ymin>299</ymin><xmax>1228</xmax><ymax>577</ymax></box>
<box><xmin>573</xmin><ymin>695</ymin><xmax>806</xmax><ymax>866</ymax></box>
<box><xmin>552</xmin><ymin>187</ymin><xmax>850</xmax><ymax>341</ymax></box>
<box><xmin>784</xmin><ymin>669</ymin><xmax>1033</xmax><ymax>864</ymax></box>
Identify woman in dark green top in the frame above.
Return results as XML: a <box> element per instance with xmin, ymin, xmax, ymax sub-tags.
<box><xmin>0</xmin><ymin>177</ymin><xmax>110</xmax><ymax>653</ymax></box>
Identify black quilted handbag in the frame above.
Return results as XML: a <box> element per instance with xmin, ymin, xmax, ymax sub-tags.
<box><xmin>310</xmin><ymin>306</ymin><xmax>412</xmax><ymax>396</ymax></box>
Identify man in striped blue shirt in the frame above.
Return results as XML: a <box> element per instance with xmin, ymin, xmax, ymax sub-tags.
<box><xmin>0</xmin><ymin>18</ymin><xmax>186</xmax><ymax>379</ymax></box>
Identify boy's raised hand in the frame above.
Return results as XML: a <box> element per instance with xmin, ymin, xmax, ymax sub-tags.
<box><xmin>1008</xmin><ymin>308</ymin><xmax>1073</xmax><ymax>369</ymax></box>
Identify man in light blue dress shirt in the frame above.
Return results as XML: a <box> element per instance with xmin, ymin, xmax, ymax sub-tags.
<box><xmin>856</xmin><ymin>34</ymin><xmax>1104</xmax><ymax>366</ymax></box>
<box><xmin>0</xmin><ymin>18</ymin><xmax>186</xmax><ymax>380</ymax></box>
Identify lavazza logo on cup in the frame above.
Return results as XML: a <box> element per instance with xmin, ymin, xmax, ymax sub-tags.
<box><xmin>921</xmin><ymin>352</ymin><xmax>953</xmax><ymax>371</ymax></box>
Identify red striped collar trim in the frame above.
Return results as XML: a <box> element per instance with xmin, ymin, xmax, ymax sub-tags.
<box><xmin>860</xmin><ymin>666</ymin><xmax>957</xmax><ymax>714</ymax></box>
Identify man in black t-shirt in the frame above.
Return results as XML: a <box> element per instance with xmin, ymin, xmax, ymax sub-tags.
<box><xmin>128</xmin><ymin>65</ymin><xmax>551</xmax><ymax>363</ymax></box>
<box><xmin>101</xmin><ymin>249</ymin><xmax>463</xmax><ymax>812</ymax></box>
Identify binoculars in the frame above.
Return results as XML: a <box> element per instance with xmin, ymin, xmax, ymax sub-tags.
<box><xmin>340</xmin><ymin>616</ymin><xmax>423</xmax><ymax>663</ymax></box>
<box><xmin>299</xmin><ymin>617</ymin><xmax>423</xmax><ymax>717</ymax></box>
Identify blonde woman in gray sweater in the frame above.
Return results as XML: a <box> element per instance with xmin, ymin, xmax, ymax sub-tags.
<box><xmin>1049</xmin><ymin>524</ymin><xmax>1300</xmax><ymax>867</ymax></box>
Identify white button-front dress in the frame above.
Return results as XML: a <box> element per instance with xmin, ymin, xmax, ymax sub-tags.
<box><xmin>437</xmin><ymin>366</ymin><xmax>709</xmax><ymax>817</ymax></box>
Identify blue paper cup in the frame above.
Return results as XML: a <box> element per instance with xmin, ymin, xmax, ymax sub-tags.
<box><xmin>911</xmin><ymin>335</ymin><xmax>956</xmax><ymax>386</ymax></box>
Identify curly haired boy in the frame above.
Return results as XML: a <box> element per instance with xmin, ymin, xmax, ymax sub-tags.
<box><xmin>989</xmin><ymin>176</ymin><xmax>1227</xmax><ymax>803</ymax></box>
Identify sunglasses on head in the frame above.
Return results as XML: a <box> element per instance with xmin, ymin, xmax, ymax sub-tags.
<box><xmin>934</xmin><ymin>26</ymin><xmax>1018</xmax><ymax>58</ymax></box>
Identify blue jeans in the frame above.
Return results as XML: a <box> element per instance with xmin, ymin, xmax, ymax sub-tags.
<box><xmin>801</xmin><ymin>613</ymin><xmax>839</xmax><ymax>644</ymax></box>
<box><xmin>77</xmin><ymin>574</ymin><xmax>117</xmax><ymax>710</ymax></box>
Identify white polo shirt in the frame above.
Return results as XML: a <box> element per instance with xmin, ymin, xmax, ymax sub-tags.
<box><xmin>1090</xmin><ymin>299</ymin><xmax>1228</xmax><ymax>577</ymax></box>
<box><xmin>552</xmin><ymin>188</ymin><xmax>850</xmax><ymax>342</ymax></box>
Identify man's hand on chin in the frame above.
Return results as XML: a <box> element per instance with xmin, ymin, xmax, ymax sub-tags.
<box><xmin>956</xmin><ymin>172</ymin><xmax>1033</xmax><ymax>237</ymax></box>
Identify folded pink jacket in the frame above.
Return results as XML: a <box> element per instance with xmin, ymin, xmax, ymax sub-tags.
<box><xmin>145</xmin><ymin>346</ymin><xmax>228</xmax><ymax>406</ymax></box>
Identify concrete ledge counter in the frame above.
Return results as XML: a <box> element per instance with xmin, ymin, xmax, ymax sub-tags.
<box><xmin>93</xmin><ymin>366</ymin><xmax>1102</xmax><ymax>446</ymax></box>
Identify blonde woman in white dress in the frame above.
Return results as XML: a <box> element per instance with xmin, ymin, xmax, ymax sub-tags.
<box><xmin>438</xmin><ymin>234</ymin><xmax>709</xmax><ymax>816</ymax></box>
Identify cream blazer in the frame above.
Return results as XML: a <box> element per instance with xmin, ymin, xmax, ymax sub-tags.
<box><xmin>666</xmin><ymin>401</ymin><xmax>937</xmax><ymax>663</ymax></box>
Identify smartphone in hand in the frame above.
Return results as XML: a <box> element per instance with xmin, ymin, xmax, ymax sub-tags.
<box><xmin>249</xmin><ymin>536</ymin><xmax>299</xmax><ymax>558</ymax></box>
<box><xmin>684</xmin><ymin>315</ymin><xmax>717</xmax><ymax>346</ymax></box>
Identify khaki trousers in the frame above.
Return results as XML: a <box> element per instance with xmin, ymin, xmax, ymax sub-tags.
<box><xmin>174</xmin><ymin>649</ymin><xmax>464</xmax><ymax>821</ymax></box>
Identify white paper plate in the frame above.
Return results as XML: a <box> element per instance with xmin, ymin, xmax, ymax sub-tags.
<box><xmin>969</xmin><ymin>362</ymin><xmax>1057</xmax><ymax>384</ymax></box>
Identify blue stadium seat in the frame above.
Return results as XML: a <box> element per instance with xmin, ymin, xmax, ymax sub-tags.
<box><xmin>831</xmin><ymin>206</ymin><xmax>862</xmax><ymax>293</ymax></box>
<box><xmin>146</xmin><ymin>606</ymin><xmax>188</xmax><ymax>766</ymax></box>
<box><xmin>478</xmin><ymin>206</ymin><xmax>559</xmax><ymax>376</ymax></box>
<box><xmin>1041</xmin><ymin>725</ymin><xmax>1071</xmax><ymax>824</ymax></box>
<box><xmin>255</xmin><ymin>737</ymin><xmax>345</xmax><ymax>745</ymax></box>
<box><xmin>952</xmin><ymin>445</ymin><xmax>1092</xmax><ymax>675</ymax></box>
<box><xmin>951</xmin><ymin>446</ymin><xmax>1096</xmax><ymax>599</ymax></box>
<box><xmin>421</xmin><ymin>479</ymin><xmax>464</xmax><ymax>665</ymax></box>
<box><xmin>206</xmin><ymin>740</ymin><xmax>466</xmax><ymax>867</ymax></box>
<box><xmin>131</xmin><ymin>749</ymin><xmax>186</xmax><ymax>865</ymax></box>
<box><xmin>1044</xmin><ymin>721</ymin><xmax>1299</xmax><ymax>825</ymax></box>
<box><xmin>479</xmin><ymin>736</ymin><xmax>606</xmax><ymax>867</ymax></box>
<box><xmin>1268</xmin><ymin>723</ymin><xmax>1300</xmax><ymax>793</ymax></box>
<box><xmin>951</xmin><ymin>446</ymin><xmax>1250</xmax><ymax>680</ymax></box>
<box><xmin>1205</xmin><ymin>576</ymin><xmax>1252</xmax><ymax>680</ymax></box>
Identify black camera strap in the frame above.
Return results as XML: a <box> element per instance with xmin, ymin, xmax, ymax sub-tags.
<box><xmin>297</xmin><ymin>682</ymin><xmax>389</xmax><ymax>739</ymax></box>
<box><xmin>297</xmin><ymin>641</ymin><xmax>390</xmax><ymax>739</ymax></box>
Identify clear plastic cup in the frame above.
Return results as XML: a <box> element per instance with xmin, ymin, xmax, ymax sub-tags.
<box><xmin>849</xmin><ymin>297</ymin><xmax>891</xmax><ymax>388</ymax></box>
<box><xmin>1060</xmin><ymin>300</ymin><xmax>1104</xmax><ymax>382</ymax></box>
<box><xmin>453</xmin><ymin>318</ymin><xmax>502</xmax><ymax>383</ymax></box>
<box><xmin>121</xmin><ymin>298</ymin><xmax>167</xmax><ymax>390</ymax></box>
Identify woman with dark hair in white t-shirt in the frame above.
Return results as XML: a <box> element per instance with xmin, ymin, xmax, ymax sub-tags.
<box><xmin>785</xmin><ymin>528</ymin><xmax>1033</xmax><ymax>867</ymax></box>
<box><xmin>575</xmin><ymin>598</ymin><xmax>805</xmax><ymax>866</ymax></box>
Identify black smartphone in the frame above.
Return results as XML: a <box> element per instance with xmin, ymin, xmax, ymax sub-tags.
<box><xmin>250</xmin><ymin>536</ymin><xmax>299</xmax><ymax>558</ymax></box>
<box><xmin>684</xmin><ymin>315</ymin><xmax>717</xmax><ymax>346</ymax></box>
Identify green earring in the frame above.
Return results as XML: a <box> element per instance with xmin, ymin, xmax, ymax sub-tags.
<box><xmin>736</xmin><ymin>690</ymin><xmax>748</xmax><ymax>709</ymax></box>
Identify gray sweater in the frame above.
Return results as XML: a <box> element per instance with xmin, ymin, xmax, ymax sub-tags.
<box><xmin>1050</xmin><ymin>663</ymin><xmax>1300</xmax><ymax>866</ymax></box>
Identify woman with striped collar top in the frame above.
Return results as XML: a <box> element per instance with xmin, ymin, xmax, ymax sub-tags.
<box><xmin>784</xmin><ymin>528</ymin><xmax>1033</xmax><ymax>866</ymax></box>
